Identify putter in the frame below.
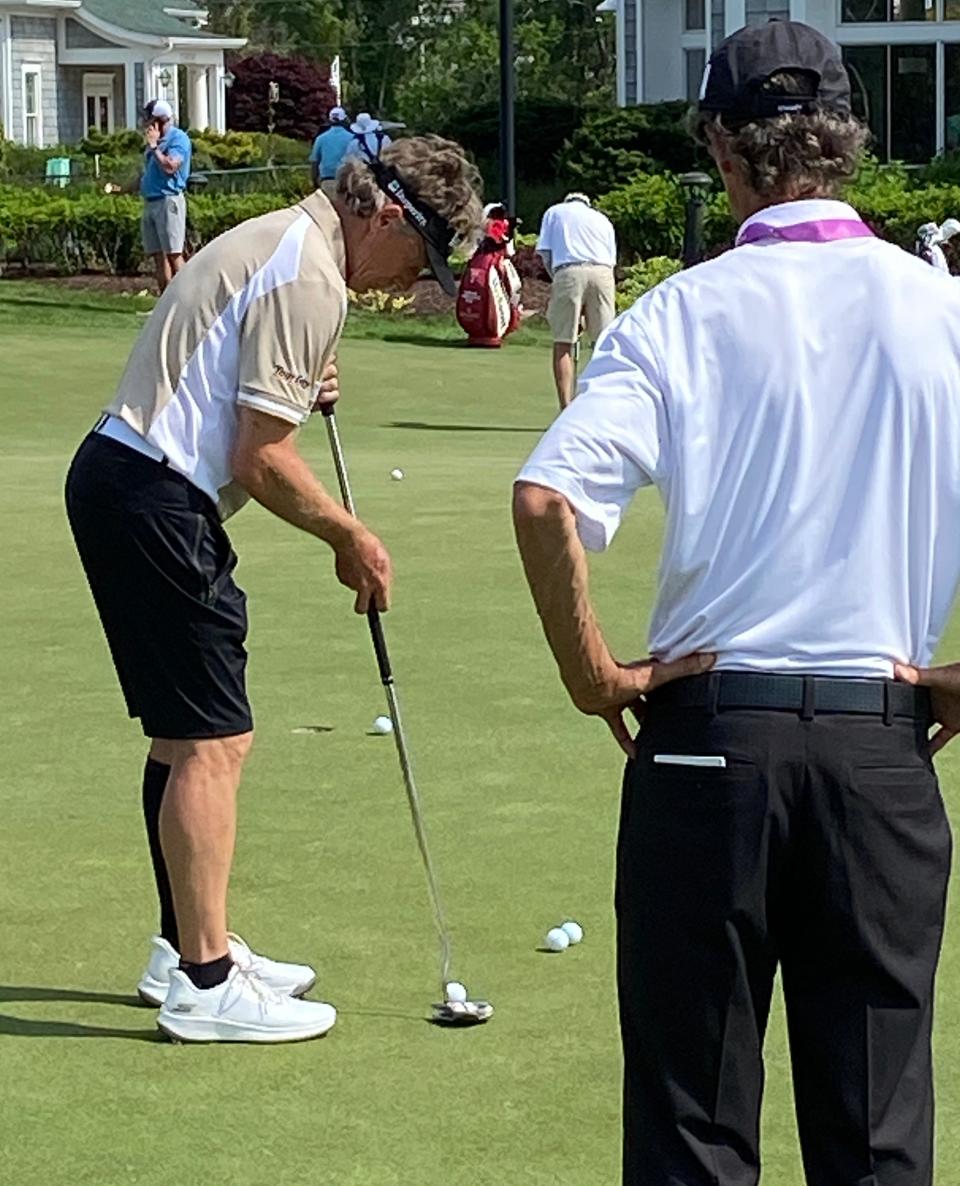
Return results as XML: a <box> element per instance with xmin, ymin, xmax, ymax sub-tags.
<box><xmin>321</xmin><ymin>406</ymin><xmax>493</xmax><ymax>1027</ymax></box>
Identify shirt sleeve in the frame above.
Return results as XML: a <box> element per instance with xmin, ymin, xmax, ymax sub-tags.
<box><xmin>515</xmin><ymin>308</ymin><xmax>669</xmax><ymax>552</ymax></box>
<box><xmin>309</xmin><ymin>135</ymin><xmax>322</xmax><ymax>162</ymax></box>
<box><xmin>536</xmin><ymin>210</ymin><xmax>554</xmax><ymax>256</ymax></box>
<box><xmin>237</xmin><ymin>274</ymin><xmax>344</xmax><ymax>426</ymax></box>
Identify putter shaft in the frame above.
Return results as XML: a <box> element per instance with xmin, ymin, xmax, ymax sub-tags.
<box><xmin>323</xmin><ymin>409</ymin><xmax>453</xmax><ymax>994</ymax></box>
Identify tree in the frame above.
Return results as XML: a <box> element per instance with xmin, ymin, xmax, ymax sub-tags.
<box><xmin>227</xmin><ymin>53</ymin><xmax>338</xmax><ymax>140</ymax></box>
<box><xmin>395</xmin><ymin>0</ymin><xmax>616</xmax><ymax>130</ymax></box>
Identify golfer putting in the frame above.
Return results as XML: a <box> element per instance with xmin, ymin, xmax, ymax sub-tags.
<box><xmin>65</xmin><ymin>136</ymin><xmax>482</xmax><ymax>1044</ymax></box>
<box><xmin>515</xmin><ymin>22</ymin><xmax>960</xmax><ymax>1185</ymax></box>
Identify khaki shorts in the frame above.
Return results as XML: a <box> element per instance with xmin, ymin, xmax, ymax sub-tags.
<box><xmin>142</xmin><ymin>193</ymin><xmax>187</xmax><ymax>255</ymax></box>
<box><xmin>547</xmin><ymin>263</ymin><xmax>616</xmax><ymax>344</ymax></box>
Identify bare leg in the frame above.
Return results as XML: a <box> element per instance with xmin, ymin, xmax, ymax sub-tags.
<box><xmin>167</xmin><ymin>252</ymin><xmax>184</xmax><ymax>280</ymax></box>
<box><xmin>553</xmin><ymin>342</ymin><xmax>577</xmax><ymax>409</ymax></box>
<box><xmin>153</xmin><ymin>252</ymin><xmax>173</xmax><ymax>294</ymax></box>
<box><xmin>153</xmin><ymin>732</ymin><xmax>253</xmax><ymax>964</ymax></box>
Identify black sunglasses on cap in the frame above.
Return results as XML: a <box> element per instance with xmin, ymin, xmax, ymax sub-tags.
<box><xmin>355</xmin><ymin>133</ymin><xmax>459</xmax><ymax>296</ymax></box>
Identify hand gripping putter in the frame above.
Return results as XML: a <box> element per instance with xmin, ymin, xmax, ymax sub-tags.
<box><xmin>322</xmin><ymin>406</ymin><xmax>493</xmax><ymax>1027</ymax></box>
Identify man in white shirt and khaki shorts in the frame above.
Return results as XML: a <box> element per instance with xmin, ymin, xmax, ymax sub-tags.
<box><xmin>537</xmin><ymin>193</ymin><xmax>617</xmax><ymax>408</ymax></box>
<box><xmin>516</xmin><ymin>20</ymin><xmax>960</xmax><ymax>1186</ymax></box>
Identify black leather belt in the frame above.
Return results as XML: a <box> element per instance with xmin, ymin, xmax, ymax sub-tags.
<box><xmin>650</xmin><ymin>672</ymin><xmax>929</xmax><ymax>723</ymax></box>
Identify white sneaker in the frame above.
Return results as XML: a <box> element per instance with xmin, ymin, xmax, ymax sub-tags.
<box><xmin>157</xmin><ymin>966</ymin><xmax>337</xmax><ymax>1044</ymax></box>
<box><xmin>137</xmin><ymin>933</ymin><xmax>316</xmax><ymax>1007</ymax></box>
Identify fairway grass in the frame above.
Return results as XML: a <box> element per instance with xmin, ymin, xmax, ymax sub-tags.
<box><xmin>1</xmin><ymin>308</ymin><xmax>959</xmax><ymax>1185</ymax></box>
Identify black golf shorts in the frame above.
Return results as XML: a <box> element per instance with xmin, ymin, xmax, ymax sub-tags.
<box><xmin>65</xmin><ymin>432</ymin><xmax>253</xmax><ymax>740</ymax></box>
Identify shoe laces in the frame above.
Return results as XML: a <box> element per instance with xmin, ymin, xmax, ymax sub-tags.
<box><xmin>230</xmin><ymin>966</ymin><xmax>285</xmax><ymax>1015</ymax></box>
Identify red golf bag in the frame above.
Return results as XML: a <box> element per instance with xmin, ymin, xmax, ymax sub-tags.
<box><xmin>456</xmin><ymin>212</ymin><xmax>522</xmax><ymax>348</ymax></box>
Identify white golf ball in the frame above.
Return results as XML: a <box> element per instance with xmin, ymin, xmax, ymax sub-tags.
<box><xmin>545</xmin><ymin>927</ymin><xmax>570</xmax><ymax>952</ymax></box>
<box><xmin>444</xmin><ymin>980</ymin><xmax>468</xmax><ymax>1003</ymax></box>
<box><xmin>560</xmin><ymin>920</ymin><xmax>584</xmax><ymax>945</ymax></box>
<box><xmin>390</xmin><ymin>468</ymin><xmax>405</xmax><ymax>481</ymax></box>
<box><xmin>372</xmin><ymin>715</ymin><xmax>394</xmax><ymax>735</ymax></box>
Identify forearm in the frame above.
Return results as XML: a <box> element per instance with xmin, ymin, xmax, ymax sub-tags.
<box><xmin>235</xmin><ymin>442</ymin><xmax>356</xmax><ymax>547</ymax></box>
<box><xmin>513</xmin><ymin>482</ymin><xmax>619</xmax><ymax>710</ymax></box>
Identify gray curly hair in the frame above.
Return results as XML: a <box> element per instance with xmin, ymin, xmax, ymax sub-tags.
<box><xmin>693</xmin><ymin>71</ymin><xmax>869</xmax><ymax>199</ymax></box>
<box><xmin>335</xmin><ymin>135</ymin><xmax>484</xmax><ymax>242</ymax></box>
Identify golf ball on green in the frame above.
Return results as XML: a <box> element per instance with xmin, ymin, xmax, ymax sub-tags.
<box><xmin>444</xmin><ymin>981</ymin><xmax>468</xmax><ymax>1003</ymax></box>
<box><xmin>372</xmin><ymin>715</ymin><xmax>394</xmax><ymax>735</ymax></box>
<box><xmin>545</xmin><ymin>927</ymin><xmax>570</xmax><ymax>952</ymax></box>
<box><xmin>560</xmin><ymin>920</ymin><xmax>584</xmax><ymax>945</ymax></box>
<box><xmin>390</xmin><ymin>468</ymin><xmax>404</xmax><ymax>481</ymax></box>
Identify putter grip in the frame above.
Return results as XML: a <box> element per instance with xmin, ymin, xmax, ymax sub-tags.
<box><xmin>367</xmin><ymin>608</ymin><xmax>393</xmax><ymax>684</ymax></box>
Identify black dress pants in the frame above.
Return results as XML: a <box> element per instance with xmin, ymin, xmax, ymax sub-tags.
<box><xmin>617</xmin><ymin>687</ymin><xmax>952</xmax><ymax>1186</ymax></box>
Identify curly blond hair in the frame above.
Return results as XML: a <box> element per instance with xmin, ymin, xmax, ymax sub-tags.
<box><xmin>693</xmin><ymin>72</ymin><xmax>869</xmax><ymax>199</ymax></box>
<box><xmin>336</xmin><ymin>135</ymin><xmax>484</xmax><ymax>242</ymax></box>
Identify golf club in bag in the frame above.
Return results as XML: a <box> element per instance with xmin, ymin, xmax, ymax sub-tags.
<box><xmin>321</xmin><ymin>405</ymin><xmax>493</xmax><ymax>1027</ymax></box>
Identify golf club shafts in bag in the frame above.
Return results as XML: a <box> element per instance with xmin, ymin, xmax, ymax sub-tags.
<box><xmin>322</xmin><ymin>407</ymin><xmax>453</xmax><ymax>993</ymax></box>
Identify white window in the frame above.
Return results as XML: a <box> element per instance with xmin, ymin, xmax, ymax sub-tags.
<box><xmin>22</xmin><ymin>67</ymin><xmax>42</xmax><ymax>147</ymax></box>
<box><xmin>83</xmin><ymin>73</ymin><xmax>115</xmax><ymax>135</ymax></box>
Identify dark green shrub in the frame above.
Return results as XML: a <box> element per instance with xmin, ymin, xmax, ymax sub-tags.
<box><xmin>558</xmin><ymin>103</ymin><xmax>708</xmax><ymax>196</ymax></box>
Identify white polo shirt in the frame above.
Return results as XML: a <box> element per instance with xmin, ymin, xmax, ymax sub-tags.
<box><xmin>517</xmin><ymin>199</ymin><xmax>960</xmax><ymax>677</ymax></box>
<box><xmin>537</xmin><ymin>200</ymin><xmax>617</xmax><ymax>270</ymax></box>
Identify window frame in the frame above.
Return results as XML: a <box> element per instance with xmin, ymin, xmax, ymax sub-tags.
<box><xmin>22</xmin><ymin>65</ymin><xmax>43</xmax><ymax>148</ymax></box>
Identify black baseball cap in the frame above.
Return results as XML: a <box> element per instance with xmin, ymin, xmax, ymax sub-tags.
<box><xmin>355</xmin><ymin>135</ymin><xmax>459</xmax><ymax>296</ymax></box>
<box><xmin>699</xmin><ymin>20</ymin><xmax>851</xmax><ymax>123</ymax></box>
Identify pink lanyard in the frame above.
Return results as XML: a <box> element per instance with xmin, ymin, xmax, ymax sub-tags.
<box><xmin>737</xmin><ymin>218</ymin><xmax>875</xmax><ymax>247</ymax></box>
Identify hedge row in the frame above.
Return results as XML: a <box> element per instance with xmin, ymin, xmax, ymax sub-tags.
<box><xmin>596</xmin><ymin>163</ymin><xmax>960</xmax><ymax>261</ymax></box>
<box><xmin>4</xmin><ymin>162</ymin><xmax>960</xmax><ymax>278</ymax></box>
<box><xmin>0</xmin><ymin>187</ymin><xmax>292</xmax><ymax>274</ymax></box>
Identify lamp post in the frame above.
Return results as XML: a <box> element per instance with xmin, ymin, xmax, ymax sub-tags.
<box><xmin>679</xmin><ymin>171</ymin><xmax>713</xmax><ymax>268</ymax></box>
<box><xmin>499</xmin><ymin>0</ymin><xmax>516</xmax><ymax>217</ymax></box>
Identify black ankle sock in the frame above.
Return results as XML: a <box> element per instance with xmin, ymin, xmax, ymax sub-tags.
<box><xmin>180</xmin><ymin>954</ymin><xmax>233</xmax><ymax>990</ymax></box>
<box><xmin>142</xmin><ymin>758</ymin><xmax>179</xmax><ymax>951</ymax></box>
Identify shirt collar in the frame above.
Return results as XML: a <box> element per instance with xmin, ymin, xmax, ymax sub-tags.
<box><xmin>735</xmin><ymin>199</ymin><xmax>863</xmax><ymax>247</ymax></box>
<box><xmin>298</xmin><ymin>189</ymin><xmax>347</xmax><ymax>277</ymax></box>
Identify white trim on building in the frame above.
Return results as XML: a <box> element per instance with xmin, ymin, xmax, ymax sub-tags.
<box><xmin>0</xmin><ymin>0</ymin><xmax>244</xmax><ymax>142</ymax></box>
<box><xmin>21</xmin><ymin>60</ymin><xmax>41</xmax><ymax>143</ymax></box>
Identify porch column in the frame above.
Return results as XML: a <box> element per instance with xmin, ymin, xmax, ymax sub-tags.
<box><xmin>210</xmin><ymin>65</ymin><xmax>227</xmax><ymax>132</ymax></box>
<box><xmin>124</xmin><ymin>60</ymin><xmax>137</xmax><ymax>129</ymax></box>
<box><xmin>189</xmin><ymin>65</ymin><xmax>209</xmax><ymax>130</ymax></box>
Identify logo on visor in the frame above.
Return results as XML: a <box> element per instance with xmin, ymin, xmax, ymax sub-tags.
<box><xmin>385</xmin><ymin>178</ymin><xmax>429</xmax><ymax>230</ymax></box>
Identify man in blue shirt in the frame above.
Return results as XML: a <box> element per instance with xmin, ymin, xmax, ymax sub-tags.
<box><xmin>309</xmin><ymin>105</ymin><xmax>353</xmax><ymax>198</ymax></box>
<box><xmin>141</xmin><ymin>99</ymin><xmax>192</xmax><ymax>293</ymax></box>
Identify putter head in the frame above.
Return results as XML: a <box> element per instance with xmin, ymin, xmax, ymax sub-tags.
<box><xmin>431</xmin><ymin>999</ymin><xmax>494</xmax><ymax>1027</ymax></box>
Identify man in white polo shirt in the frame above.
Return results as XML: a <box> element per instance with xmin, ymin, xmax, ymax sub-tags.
<box><xmin>537</xmin><ymin>192</ymin><xmax>617</xmax><ymax>408</ymax></box>
<box><xmin>66</xmin><ymin>135</ymin><xmax>481</xmax><ymax>1044</ymax></box>
<box><xmin>515</xmin><ymin>21</ymin><xmax>960</xmax><ymax>1185</ymax></box>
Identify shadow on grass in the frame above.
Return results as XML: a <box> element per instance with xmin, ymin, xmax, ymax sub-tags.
<box><xmin>0</xmin><ymin>984</ymin><xmax>161</xmax><ymax>1041</ymax></box>
<box><xmin>378</xmin><ymin>333</ymin><xmax>471</xmax><ymax>349</ymax></box>
<box><xmin>386</xmin><ymin>421</ymin><xmax>543</xmax><ymax>434</ymax></box>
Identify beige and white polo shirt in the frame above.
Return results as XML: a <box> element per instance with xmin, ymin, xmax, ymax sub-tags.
<box><xmin>107</xmin><ymin>190</ymin><xmax>347</xmax><ymax>517</ymax></box>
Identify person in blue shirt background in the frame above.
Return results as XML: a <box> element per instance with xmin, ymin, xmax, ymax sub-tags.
<box><xmin>309</xmin><ymin>106</ymin><xmax>353</xmax><ymax>199</ymax></box>
<box><xmin>141</xmin><ymin>99</ymin><xmax>192</xmax><ymax>293</ymax></box>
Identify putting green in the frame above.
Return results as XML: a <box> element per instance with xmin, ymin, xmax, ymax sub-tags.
<box><xmin>1</xmin><ymin>308</ymin><xmax>958</xmax><ymax>1185</ymax></box>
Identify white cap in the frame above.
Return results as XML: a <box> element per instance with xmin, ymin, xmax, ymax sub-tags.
<box><xmin>564</xmin><ymin>191</ymin><xmax>592</xmax><ymax>206</ymax></box>
<box><xmin>328</xmin><ymin>105</ymin><xmax>347</xmax><ymax>124</ymax></box>
<box><xmin>147</xmin><ymin>99</ymin><xmax>174</xmax><ymax>121</ymax></box>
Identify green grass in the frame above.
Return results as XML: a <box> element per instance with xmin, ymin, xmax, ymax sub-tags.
<box><xmin>1</xmin><ymin>290</ymin><xmax>959</xmax><ymax>1185</ymax></box>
